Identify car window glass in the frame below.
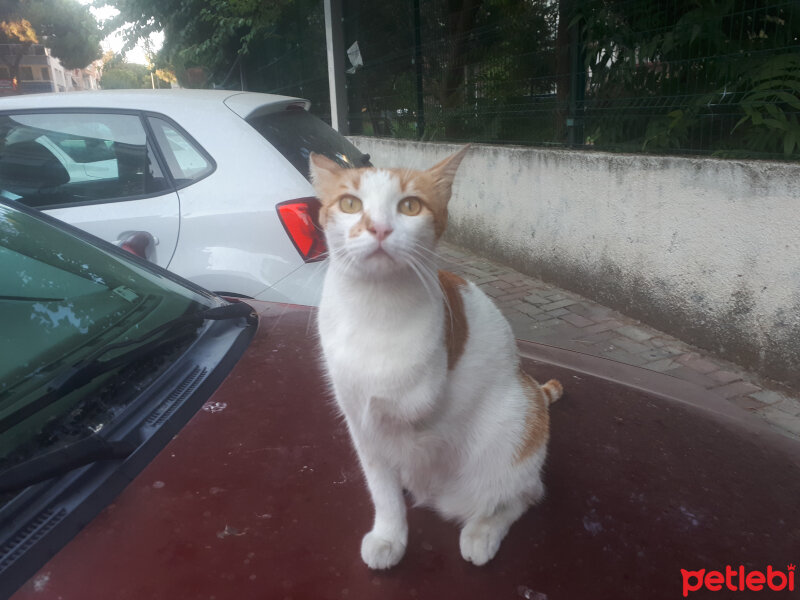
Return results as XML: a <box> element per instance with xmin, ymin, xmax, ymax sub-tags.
<box><xmin>0</xmin><ymin>202</ymin><xmax>214</xmax><ymax>478</ymax></box>
<box><xmin>148</xmin><ymin>117</ymin><xmax>213</xmax><ymax>185</ymax></box>
<box><xmin>0</xmin><ymin>112</ymin><xmax>169</xmax><ymax>209</ymax></box>
<box><xmin>247</xmin><ymin>109</ymin><xmax>371</xmax><ymax>180</ymax></box>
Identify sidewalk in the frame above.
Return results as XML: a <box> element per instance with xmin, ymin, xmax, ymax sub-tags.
<box><xmin>438</xmin><ymin>242</ymin><xmax>800</xmax><ymax>440</ymax></box>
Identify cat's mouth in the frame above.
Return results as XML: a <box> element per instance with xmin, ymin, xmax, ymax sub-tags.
<box><xmin>366</xmin><ymin>246</ymin><xmax>394</xmax><ymax>261</ymax></box>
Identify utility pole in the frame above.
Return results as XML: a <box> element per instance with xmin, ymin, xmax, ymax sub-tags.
<box><xmin>323</xmin><ymin>0</ymin><xmax>349</xmax><ymax>134</ymax></box>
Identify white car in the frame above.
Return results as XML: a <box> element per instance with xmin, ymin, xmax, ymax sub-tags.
<box><xmin>0</xmin><ymin>89</ymin><xmax>370</xmax><ymax>305</ymax></box>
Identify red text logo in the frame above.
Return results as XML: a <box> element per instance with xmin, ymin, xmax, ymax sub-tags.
<box><xmin>681</xmin><ymin>565</ymin><xmax>795</xmax><ymax>597</ymax></box>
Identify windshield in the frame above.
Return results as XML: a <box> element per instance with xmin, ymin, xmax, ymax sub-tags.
<box><xmin>0</xmin><ymin>202</ymin><xmax>216</xmax><ymax>484</ymax></box>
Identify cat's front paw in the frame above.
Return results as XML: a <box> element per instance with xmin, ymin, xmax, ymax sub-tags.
<box><xmin>459</xmin><ymin>519</ymin><xmax>505</xmax><ymax>566</ymax></box>
<box><xmin>361</xmin><ymin>530</ymin><xmax>406</xmax><ymax>569</ymax></box>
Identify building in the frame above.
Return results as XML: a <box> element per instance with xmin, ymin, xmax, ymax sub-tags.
<box><xmin>0</xmin><ymin>43</ymin><xmax>101</xmax><ymax>96</ymax></box>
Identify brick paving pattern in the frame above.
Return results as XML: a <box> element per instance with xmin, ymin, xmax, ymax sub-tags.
<box><xmin>438</xmin><ymin>242</ymin><xmax>800</xmax><ymax>440</ymax></box>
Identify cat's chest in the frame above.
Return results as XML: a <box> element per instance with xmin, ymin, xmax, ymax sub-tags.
<box><xmin>319</xmin><ymin>305</ymin><xmax>440</xmax><ymax>368</ymax></box>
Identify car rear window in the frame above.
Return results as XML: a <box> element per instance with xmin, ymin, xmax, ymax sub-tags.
<box><xmin>247</xmin><ymin>110</ymin><xmax>370</xmax><ymax>180</ymax></box>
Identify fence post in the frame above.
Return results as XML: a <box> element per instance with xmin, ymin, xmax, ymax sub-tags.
<box><xmin>324</xmin><ymin>0</ymin><xmax>349</xmax><ymax>134</ymax></box>
<box><xmin>567</xmin><ymin>11</ymin><xmax>585</xmax><ymax>147</ymax></box>
<box><xmin>413</xmin><ymin>0</ymin><xmax>425</xmax><ymax>139</ymax></box>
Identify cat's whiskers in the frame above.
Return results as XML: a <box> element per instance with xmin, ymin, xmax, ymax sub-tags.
<box><xmin>400</xmin><ymin>250</ymin><xmax>441</xmax><ymax>306</ymax></box>
<box><xmin>411</xmin><ymin>242</ymin><xmax>445</xmax><ymax>262</ymax></box>
<box><xmin>329</xmin><ymin>246</ymin><xmax>359</xmax><ymax>280</ymax></box>
<box><xmin>403</xmin><ymin>245</ymin><xmax>459</xmax><ymax>335</ymax></box>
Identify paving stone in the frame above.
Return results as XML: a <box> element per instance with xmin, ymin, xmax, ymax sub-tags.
<box><xmin>517</xmin><ymin>303</ymin><xmax>544</xmax><ymax>317</ymax></box>
<box><xmin>530</xmin><ymin>311</ymin><xmax>563</xmax><ymax>322</ymax></box>
<box><xmin>531</xmin><ymin>318</ymin><xmax>565</xmax><ymax>329</ymax></box>
<box><xmin>547</xmin><ymin>307</ymin><xmax>570</xmax><ymax>318</ymax></box>
<box><xmin>676</xmin><ymin>354</ymin><xmax>721</xmax><ymax>374</ymax></box>
<box><xmin>748</xmin><ymin>389</ymin><xmax>792</xmax><ymax>407</ymax></box>
<box><xmin>583</xmin><ymin>320</ymin><xmax>624</xmax><ymax>334</ymax></box>
<box><xmin>494</xmin><ymin>290</ymin><xmax>532</xmax><ymax>302</ymax></box>
<box><xmin>503</xmin><ymin>311</ymin><xmax>538</xmax><ymax>337</ymax></box>
<box><xmin>561</xmin><ymin>313</ymin><xmax>595</xmax><ymax>328</ymax></box>
<box><xmin>480</xmin><ymin>284</ymin><xmax>506</xmax><ymax>298</ymax></box>
<box><xmin>601</xmin><ymin>349</ymin><xmax>649</xmax><ymax>366</ymax></box>
<box><xmin>728</xmin><ymin>395</ymin><xmax>768</xmax><ymax>412</ymax></box>
<box><xmin>576</xmin><ymin>330</ymin><xmax>618</xmax><ymax>345</ymax></box>
<box><xmin>649</xmin><ymin>338</ymin><xmax>688</xmax><ymax>355</ymax></box>
<box><xmin>639</xmin><ymin>347</ymin><xmax>675</xmax><ymax>362</ymax></box>
<box><xmin>541</xmin><ymin>299</ymin><xmax>577</xmax><ymax>311</ymax></box>
<box><xmin>710</xmin><ymin>380</ymin><xmax>762</xmax><ymax>399</ymax></box>
<box><xmin>615</xmin><ymin>325</ymin><xmax>655</xmax><ymax>343</ymax></box>
<box><xmin>663</xmin><ymin>366</ymin><xmax>719</xmax><ymax>389</ymax></box>
<box><xmin>642</xmin><ymin>357</ymin><xmax>679</xmax><ymax>373</ymax></box>
<box><xmin>609</xmin><ymin>337</ymin><xmax>651</xmax><ymax>355</ymax></box>
<box><xmin>760</xmin><ymin>410</ymin><xmax>800</xmax><ymax>438</ymax></box>
<box><xmin>524</xmin><ymin>294</ymin><xmax>552</xmax><ymax>306</ymax></box>
<box><xmin>535</xmin><ymin>322</ymin><xmax>582</xmax><ymax>340</ymax></box>
<box><xmin>761</xmin><ymin>399</ymin><xmax>800</xmax><ymax>416</ymax></box>
<box><xmin>566</xmin><ymin>303</ymin><xmax>617</xmax><ymax>322</ymax></box>
<box><xmin>707</xmin><ymin>370</ymin><xmax>742</xmax><ymax>385</ymax></box>
<box><xmin>457</xmin><ymin>265</ymin><xmax>488</xmax><ymax>278</ymax></box>
<box><xmin>498</xmin><ymin>272</ymin><xmax>530</xmax><ymax>284</ymax></box>
<box><xmin>469</xmin><ymin>276</ymin><xmax>502</xmax><ymax>286</ymax></box>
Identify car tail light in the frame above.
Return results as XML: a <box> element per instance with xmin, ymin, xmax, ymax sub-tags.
<box><xmin>276</xmin><ymin>198</ymin><xmax>327</xmax><ymax>262</ymax></box>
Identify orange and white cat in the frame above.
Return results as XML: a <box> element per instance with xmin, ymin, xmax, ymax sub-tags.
<box><xmin>310</xmin><ymin>146</ymin><xmax>562</xmax><ymax>569</ymax></box>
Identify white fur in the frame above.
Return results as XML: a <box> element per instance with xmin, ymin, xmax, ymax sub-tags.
<box><xmin>315</xmin><ymin>164</ymin><xmax>549</xmax><ymax>569</ymax></box>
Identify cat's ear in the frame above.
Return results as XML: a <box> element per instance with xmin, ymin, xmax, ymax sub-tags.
<box><xmin>427</xmin><ymin>145</ymin><xmax>470</xmax><ymax>201</ymax></box>
<box><xmin>309</xmin><ymin>152</ymin><xmax>342</xmax><ymax>193</ymax></box>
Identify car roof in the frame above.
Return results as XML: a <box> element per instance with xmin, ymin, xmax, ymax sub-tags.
<box><xmin>0</xmin><ymin>89</ymin><xmax>311</xmax><ymax>120</ymax></box>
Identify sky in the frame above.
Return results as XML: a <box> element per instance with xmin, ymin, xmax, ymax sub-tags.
<box><xmin>78</xmin><ymin>0</ymin><xmax>164</xmax><ymax>65</ymax></box>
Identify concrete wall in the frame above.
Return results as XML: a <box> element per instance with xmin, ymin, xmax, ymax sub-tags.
<box><xmin>350</xmin><ymin>136</ymin><xmax>800</xmax><ymax>388</ymax></box>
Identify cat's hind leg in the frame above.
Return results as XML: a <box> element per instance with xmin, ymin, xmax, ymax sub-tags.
<box><xmin>459</xmin><ymin>496</ymin><xmax>528</xmax><ymax>566</ymax></box>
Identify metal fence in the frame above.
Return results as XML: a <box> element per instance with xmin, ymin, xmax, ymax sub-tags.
<box><xmin>253</xmin><ymin>0</ymin><xmax>800</xmax><ymax>159</ymax></box>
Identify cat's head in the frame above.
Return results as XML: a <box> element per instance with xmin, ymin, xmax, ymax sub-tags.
<box><xmin>309</xmin><ymin>146</ymin><xmax>469</xmax><ymax>278</ymax></box>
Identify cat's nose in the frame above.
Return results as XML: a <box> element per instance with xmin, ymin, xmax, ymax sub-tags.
<box><xmin>368</xmin><ymin>223</ymin><xmax>393</xmax><ymax>241</ymax></box>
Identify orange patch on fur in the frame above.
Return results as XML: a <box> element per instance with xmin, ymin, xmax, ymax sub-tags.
<box><xmin>311</xmin><ymin>162</ymin><xmax>366</xmax><ymax>229</ymax></box>
<box><xmin>349</xmin><ymin>212</ymin><xmax>373</xmax><ymax>238</ymax></box>
<box><xmin>438</xmin><ymin>270</ymin><xmax>468</xmax><ymax>370</ymax></box>
<box><xmin>393</xmin><ymin>168</ymin><xmax>448</xmax><ymax>238</ymax></box>
<box><xmin>515</xmin><ymin>372</ymin><xmax>562</xmax><ymax>462</ymax></box>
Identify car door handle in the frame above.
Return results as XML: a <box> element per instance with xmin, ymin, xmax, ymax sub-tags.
<box><xmin>117</xmin><ymin>231</ymin><xmax>157</xmax><ymax>260</ymax></box>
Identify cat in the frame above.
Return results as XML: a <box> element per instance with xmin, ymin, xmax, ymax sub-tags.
<box><xmin>309</xmin><ymin>146</ymin><xmax>563</xmax><ymax>569</ymax></box>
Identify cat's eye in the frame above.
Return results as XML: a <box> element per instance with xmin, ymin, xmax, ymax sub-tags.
<box><xmin>339</xmin><ymin>195</ymin><xmax>363</xmax><ymax>214</ymax></box>
<box><xmin>398</xmin><ymin>197</ymin><xmax>422</xmax><ymax>216</ymax></box>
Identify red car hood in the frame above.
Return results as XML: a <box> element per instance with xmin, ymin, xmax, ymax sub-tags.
<box><xmin>13</xmin><ymin>301</ymin><xmax>800</xmax><ymax>600</ymax></box>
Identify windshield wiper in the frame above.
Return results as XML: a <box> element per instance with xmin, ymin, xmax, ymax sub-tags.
<box><xmin>0</xmin><ymin>435</ymin><xmax>137</xmax><ymax>494</ymax></box>
<box><xmin>0</xmin><ymin>302</ymin><xmax>253</xmax><ymax>434</ymax></box>
<box><xmin>48</xmin><ymin>302</ymin><xmax>254</xmax><ymax>393</ymax></box>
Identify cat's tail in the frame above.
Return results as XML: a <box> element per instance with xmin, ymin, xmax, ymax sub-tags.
<box><xmin>541</xmin><ymin>379</ymin><xmax>563</xmax><ymax>405</ymax></box>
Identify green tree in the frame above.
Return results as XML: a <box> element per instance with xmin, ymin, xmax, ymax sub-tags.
<box><xmin>107</xmin><ymin>0</ymin><xmax>294</xmax><ymax>87</ymax></box>
<box><xmin>576</xmin><ymin>0</ymin><xmax>800</xmax><ymax>157</ymax></box>
<box><xmin>99</xmin><ymin>55</ymin><xmax>149</xmax><ymax>88</ymax></box>
<box><xmin>0</xmin><ymin>0</ymin><xmax>102</xmax><ymax>85</ymax></box>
